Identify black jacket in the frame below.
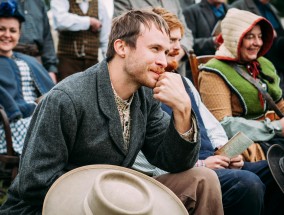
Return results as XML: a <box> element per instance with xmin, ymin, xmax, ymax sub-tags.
<box><xmin>183</xmin><ymin>0</ymin><xmax>230</xmax><ymax>56</ymax></box>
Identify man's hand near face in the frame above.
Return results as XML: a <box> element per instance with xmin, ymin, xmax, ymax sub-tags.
<box><xmin>153</xmin><ymin>72</ymin><xmax>191</xmax><ymax>133</ymax></box>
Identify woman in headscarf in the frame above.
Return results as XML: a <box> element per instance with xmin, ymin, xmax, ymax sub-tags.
<box><xmin>199</xmin><ymin>8</ymin><xmax>284</xmax><ymax>215</ymax></box>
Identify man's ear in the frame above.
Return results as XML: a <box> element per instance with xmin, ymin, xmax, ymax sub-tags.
<box><xmin>114</xmin><ymin>39</ymin><xmax>127</xmax><ymax>58</ymax></box>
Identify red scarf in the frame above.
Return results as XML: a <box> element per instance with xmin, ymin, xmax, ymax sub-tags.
<box><xmin>246</xmin><ymin>61</ymin><xmax>264</xmax><ymax>108</ymax></box>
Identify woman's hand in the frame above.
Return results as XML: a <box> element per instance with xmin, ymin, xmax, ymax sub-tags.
<box><xmin>229</xmin><ymin>155</ymin><xmax>244</xmax><ymax>169</ymax></box>
<box><xmin>204</xmin><ymin>155</ymin><xmax>230</xmax><ymax>169</ymax></box>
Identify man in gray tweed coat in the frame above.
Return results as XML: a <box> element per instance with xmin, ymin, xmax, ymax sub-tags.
<box><xmin>0</xmin><ymin>9</ymin><xmax>222</xmax><ymax>214</ymax></box>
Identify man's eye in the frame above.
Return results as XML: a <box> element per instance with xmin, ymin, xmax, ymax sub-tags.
<box><xmin>152</xmin><ymin>47</ymin><xmax>159</xmax><ymax>51</ymax></box>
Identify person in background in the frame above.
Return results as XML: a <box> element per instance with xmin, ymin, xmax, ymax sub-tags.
<box><xmin>231</xmin><ymin>0</ymin><xmax>284</xmax><ymax>96</ymax></box>
<box><xmin>183</xmin><ymin>0</ymin><xmax>230</xmax><ymax>56</ymax></box>
<box><xmin>13</xmin><ymin>0</ymin><xmax>58</xmax><ymax>83</ymax></box>
<box><xmin>132</xmin><ymin>7</ymin><xmax>224</xmax><ymax>215</ymax></box>
<box><xmin>179</xmin><ymin>0</ymin><xmax>196</xmax><ymax>8</ymax></box>
<box><xmin>198</xmin><ymin>9</ymin><xmax>284</xmax><ymax>214</ymax></box>
<box><xmin>114</xmin><ymin>0</ymin><xmax>193</xmax><ymax>77</ymax></box>
<box><xmin>51</xmin><ymin>0</ymin><xmax>112</xmax><ymax>81</ymax></box>
<box><xmin>199</xmin><ymin>8</ymin><xmax>284</xmax><ymax>156</ymax></box>
<box><xmin>0</xmin><ymin>9</ymin><xmax>201</xmax><ymax>214</ymax></box>
<box><xmin>134</xmin><ymin>7</ymin><xmax>284</xmax><ymax>215</ymax></box>
<box><xmin>0</xmin><ymin>0</ymin><xmax>54</xmax><ymax>155</ymax></box>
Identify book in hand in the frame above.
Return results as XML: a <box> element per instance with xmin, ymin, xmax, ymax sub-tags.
<box><xmin>211</xmin><ymin>20</ymin><xmax>222</xmax><ymax>37</ymax></box>
<box><xmin>214</xmin><ymin>132</ymin><xmax>254</xmax><ymax>158</ymax></box>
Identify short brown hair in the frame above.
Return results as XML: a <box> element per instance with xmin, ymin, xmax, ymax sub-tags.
<box><xmin>106</xmin><ymin>9</ymin><xmax>170</xmax><ymax>62</ymax></box>
<box><xmin>152</xmin><ymin>7</ymin><xmax>184</xmax><ymax>37</ymax></box>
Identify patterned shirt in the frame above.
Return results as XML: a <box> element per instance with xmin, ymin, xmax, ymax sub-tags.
<box><xmin>0</xmin><ymin>57</ymin><xmax>39</xmax><ymax>154</ymax></box>
<box><xmin>112</xmin><ymin>86</ymin><xmax>134</xmax><ymax>151</ymax></box>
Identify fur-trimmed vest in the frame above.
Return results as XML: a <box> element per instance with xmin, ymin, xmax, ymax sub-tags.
<box><xmin>201</xmin><ymin>57</ymin><xmax>282</xmax><ymax>119</ymax></box>
<box><xmin>57</xmin><ymin>0</ymin><xmax>99</xmax><ymax>59</ymax></box>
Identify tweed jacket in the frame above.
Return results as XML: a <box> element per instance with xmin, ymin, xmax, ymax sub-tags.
<box><xmin>183</xmin><ymin>0</ymin><xmax>230</xmax><ymax>56</ymax></box>
<box><xmin>114</xmin><ymin>0</ymin><xmax>193</xmax><ymax>50</ymax></box>
<box><xmin>0</xmin><ymin>59</ymin><xmax>200</xmax><ymax>214</ymax></box>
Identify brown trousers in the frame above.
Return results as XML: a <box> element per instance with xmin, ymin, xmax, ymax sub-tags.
<box><xmin>57</xmin><ymin>56</ymin><xmax>98</xmax><ymax>81</ymax></box>
<box><xmin>155</xmin><ymin>168</ymin><xmax>224</xmax><ymax>215</ymax></box>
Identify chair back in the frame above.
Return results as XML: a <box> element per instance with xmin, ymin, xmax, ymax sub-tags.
<box><xmin>0</xmin><ymin>106</ymin><xmax>19</xmax><ymax>181</ymax></box>
<box><xmin>0</xmin><ymin>107</ymin><xmax>13</xmax><ymax>156</ymax></box>
<box><xmin>188</xmin><ymin>50</ymin><xmax>214</xmax><ymax>90</ymax></box>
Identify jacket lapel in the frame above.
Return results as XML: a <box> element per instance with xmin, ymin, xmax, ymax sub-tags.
<box><xmin>200</xmin><ymin>1</ymin><xmax>217</xmax><ymax>32</ymax></box>
<box><xmin>97</xmin><ymin>60</ymin><xmax>127</xmax><ymax>155</ymax></box>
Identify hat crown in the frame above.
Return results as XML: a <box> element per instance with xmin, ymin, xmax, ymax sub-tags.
<box><xmin>0</xmin><ymin>0</ymin><xmax>25</xmax><ymax>22</ymax></box>
<box><xmin>0</xmin><ymin>0</ymin><xmax>16</xmax><ymax>16</ymax></box>
<box><xmin>84</xmin><ymin>170</ymin><xmax>153</xmax><ymax>215</ymax></box>
<box><xmin>267</xmin><ymin>144</ymin><xmax>284</xmax><ymax>194</ymax></box>
<box><xmin>280</xmin><ymin>157</ymin><xmax>284</xmax><ymax>173</ymax></box>
<box><xmin>43</xmin><ymin>165</ymin><xmax>188</xmax><ymax>215</ymax></box>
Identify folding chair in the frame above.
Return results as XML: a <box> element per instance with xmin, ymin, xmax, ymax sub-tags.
<box><xmin>188</xmin><ymin>50</ymin><xmax>214</xmax><ymax>91</ymax></box>
<box><xmin>0</xmin><ymin>106</ymin><xmax>19</xmax><ymax>182</ymax></box>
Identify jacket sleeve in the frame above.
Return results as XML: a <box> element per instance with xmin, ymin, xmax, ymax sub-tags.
<box><xmin>40</xmin><ymin>2</ymin><xmax>58</xmax><ymax>73</ymax></box>
<box><xmin>183</xmin><ymin>6</ymin><xmax>215</xmax><ymax>55</ymax></box>
<box><xmin>174</xmin><ymin>0</ymin><xmax>193</xmax><ymax>50</ymax></box>
<box><xmin>113</xmin><ymin>0</ymin><xmax>132</xmax><ymax>17</ymax></box>
<box><xmin>18</xmin><ymin>90</ymin><xmax>77</xmax><ymax>206</ymax></box>
<box><xmin>142</xmin><ymin>95</ymin><xmax>200</xmax><ymax>173</ymax></box>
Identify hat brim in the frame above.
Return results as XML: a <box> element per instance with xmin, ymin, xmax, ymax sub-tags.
<box><xmin>42</xmin><ymin>165</ymin><xmax>188</xmax><ymax>215</ymax></box>
<box><xmin>0</xmin><ymin>12</ymin><xmax>25</xmax><ymax>22</ymax></box>
<box><xmin>267</xmin><ymin>144</ymin><xmax>284</xmax><ymax>193</ymax></box>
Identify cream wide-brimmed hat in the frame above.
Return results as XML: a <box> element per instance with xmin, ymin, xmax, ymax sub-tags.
<box><xmin>42</xmin><ymin>165</ymin><xmax>188</xmax><ymax>215</ymax></box>
<box><xmin>267</xmin><ymin>144</ymin><xmax>284</xmax><ymax>194</ymax></box>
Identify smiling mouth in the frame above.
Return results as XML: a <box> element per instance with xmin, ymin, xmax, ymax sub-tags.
<box><xmin>0</xmin><ymin>41</ymin><xmax>11</xmax><ymax>44</ymax></box>
<box><xmin>150</xmin><ymin>68</ymin><xmax>165</xmax><ymax>75</ymax></box>
<box><xmin>248</xmin><ymin>47</ymin><xmax>260</xmax><ymax>52</ymax></box>
<box><xmin>155</xmin><ymin>70</ymin><xmax>164</xmax><ymax>75</ymax></box>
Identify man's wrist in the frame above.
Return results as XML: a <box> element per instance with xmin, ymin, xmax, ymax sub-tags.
<box><xmin>179</xmin><ymin>114</ymin><xmax>197</xmax><ymax>142</ymax></box>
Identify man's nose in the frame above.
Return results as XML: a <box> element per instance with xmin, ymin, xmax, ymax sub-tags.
<box><xmin>172</xmin><ymin>40</ymin><xmax>181</xmax><ymax>50</ymax></box>
<box><xmin>156</xmin><ymin>53</ymin><xmax>168</xmax><ymax>68</ymax></box>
